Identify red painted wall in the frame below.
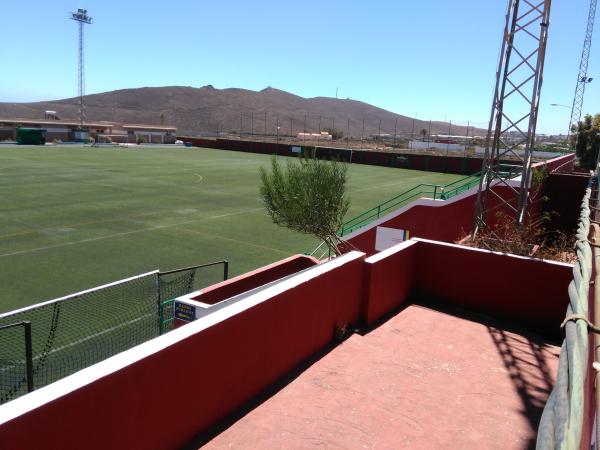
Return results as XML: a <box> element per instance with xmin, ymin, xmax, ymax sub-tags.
<box><xmin>0</xmin><ymin>254</ymin><xmax>366</xmax><ymax>450</ymax></box>
<box><xmin>344</xmin><ymin>195</ymin><xmax>474</xmax><ymax>256</ymax></box>
<box><xmin>538</xmin><ymin>154</ymin><xmax>576</xmax><ymax>173</ymax></box>
<box><xmin>543</xmin><ymin>173</ymin><xmax>590</xmax><ymax>233</ymax></box>
<box><xmin>189</xmin><ymin>254</ymin><xmax>319</xmax><ymax>305</ymax></box>
<box><xmin>361</xmin><ymin>239</ymin><xmax>571</xmax><ymax>337</ymax></box>
<box><xmin>363</xmin><ymin>242</ymin><xmax>418</xmax><ymax>325</ymax></box>
<box><xmin>344</xmin><ymin>155</ymin><xmax>578</xmax><ymax>256</ymax></box>
<box><xmin>178</xmin><ymin>136</ymin><xmax>507</xmax><ymax>175</ymax></box>
<box><xmin>0</xmin><ymin>240</ymin><xmax>574</xmax><ymax>449</ymax></box>
<box><xmin>414</xmin><ymin>240</ymin><xmax>571</xmax><ymax>337</ymax></box>
<box><xmin>344</xmin><ymin>186</ymin><xmax>521</xmax><ymax>256</ymax></box>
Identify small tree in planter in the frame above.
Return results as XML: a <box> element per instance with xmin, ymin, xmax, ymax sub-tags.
<box><xmin>259</xmin><ymin>156</ymin><xmax>350</xmax><ymax>256</ymax></box>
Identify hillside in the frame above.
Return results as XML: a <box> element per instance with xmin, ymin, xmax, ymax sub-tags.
<box><xmin>0</xmin><ymin>86</ymin><xmax>483</xmax><ymax>137</ymax></box>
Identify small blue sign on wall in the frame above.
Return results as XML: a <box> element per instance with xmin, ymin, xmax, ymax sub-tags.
<box><xmin>174</xmin><ymin>301</ymin><xmax>197</xmax><ymax>322</ymax></box>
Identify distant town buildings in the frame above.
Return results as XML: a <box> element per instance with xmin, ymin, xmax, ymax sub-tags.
<box><xmin>0</xmin><ymin>117</ymin><xmax>176</xmax><ymax>144</ymax></box>
<box><xmin>296</xmin><ymin>131</ymin><xmax>332</xmax><ymax>141</ymax></box>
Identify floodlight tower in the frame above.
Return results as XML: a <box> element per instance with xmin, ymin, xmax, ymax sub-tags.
<box><xmin>567</xmin><ymin>0</ymin><xmax>597</xmax><ymax>144</ymax></box>
<box><xmin>473</xmin><ymin>0</ymin><xmax>551</xmax><ymax>234</ymax></box>
<box><xmin>70</xmin><ymin>8</ymin><xmax>93</xmax><ymax>128</ymax></box>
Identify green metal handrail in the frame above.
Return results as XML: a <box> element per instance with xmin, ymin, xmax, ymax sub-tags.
<box><xmin>339</xmin><ymin>187</ymin><xmax>437</xmax><ymax>236</ymax></box>
<box><xmin>338</xmin><ymin>172</ymin><xmax>482</xmax><ymax>236</ymax></box>
<box><xmin>341</xmin><ymin>184</ymin><xmax>438</xmax><ymax>229</ymax></box>
<box><xmin>307</xmin><ymin>168</ymin><xmax>524</xmax><ymax>256</ymax></box>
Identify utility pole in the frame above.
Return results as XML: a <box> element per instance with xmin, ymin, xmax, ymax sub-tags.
<box><xmin>393</xmin><ymin>117</ymin><xmax>398</xmax><ymax>148</ymax></box>
<box><xmin>303</xmin><ymin>114</ymin><xmax>307</xmax><ymax>146</ymax></box>
<box><xmin>465</xmin><ymin>120</ymin><xmax>470</xmax><ymax>158</ymax></box>
<box><xmin>361</xmin><ymin>118</ymin><xmax>365</xmax><ymax>149</ymax></box>
<box><xmin>446</xmin><ymin>120</ymin><xmax>452</xmax><ymax>165</ymax></box>
<box><xmin>346</xmin><ymin>119</ymin><xmax>350</xmax><ymax>149</ymax></box>
<box><xmin>69</xmin><ymin>8</ymin><xmax>92</xmax><ymax>129</ymax></box>
<box><xmin>264</xmin><ymin>111</ymin><xmax>267</xmax><ymax>142</ymax></box>
<box><xmin>428</xmin><ymin>120</ymin><xmax>431</xmax><ymax>149</ymax></box>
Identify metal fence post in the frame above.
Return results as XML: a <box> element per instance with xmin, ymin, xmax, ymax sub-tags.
<box><xmin>156</xmin><ymin>274</ymin><xmax>163</xmax><ymax>335</ymax></box>
<box><xmin>223</xmin><ymin>261</ymin><xmax>229</xmax><ymax>281</ymax></box>
<box><xmin>23</xmin><ymin>321</ymin><xmax>33</xmax><ymax>393</ymax></box>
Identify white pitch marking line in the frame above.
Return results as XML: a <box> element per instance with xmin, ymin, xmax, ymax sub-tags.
<box><xmin>209</xmin><ymin>207</ymin><xmax>262</xmax><ymax>219</ymax></box>
<box><xmin>0</xmin><ymin>208</ymin><xmax>263</xmax><ymax>258</ymax></box>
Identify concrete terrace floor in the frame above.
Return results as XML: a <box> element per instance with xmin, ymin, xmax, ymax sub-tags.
<box><xmin>194</xmin><ymin>304</ymin><xmax>559</xmax><ymax>450</ymax></box>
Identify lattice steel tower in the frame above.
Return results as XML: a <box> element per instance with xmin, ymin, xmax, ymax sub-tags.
<box><xmin>568</xmin><ymin>0</ymin><xmax>597</xmax><ymax>141</ymax></box>
<box><xmin>473</xmin><ymin>0</ymin><xmax>551</xmax><ymax>234</ymax></box>
<box><xmin>70</xmin><ymin>8</ymin><xmax>93</xmax><ymax>128</ymax></box>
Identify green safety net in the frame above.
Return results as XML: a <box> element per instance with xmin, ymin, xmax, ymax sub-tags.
<box><xmin>0</xmin><ymin>261</ymin><xmax>227</xmax><ymax>404</ymax></box>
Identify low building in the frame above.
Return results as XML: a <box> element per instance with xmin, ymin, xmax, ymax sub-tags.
<box><xmin>120</xmin><ymin>124</ymin><xmax>177</xmax><ymax>144</ymax></box>
<box><xmin>296</xmin><ymin>132</ymin><xmax>332</xmax><ymax>141</ymax></box>
<box><xmin>0</xmin><ymin>118</ymin><xmax>176</xmax><ymax>144</ymax></box>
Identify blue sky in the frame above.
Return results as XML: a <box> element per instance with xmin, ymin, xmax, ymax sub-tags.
<box><xmin>0</xmin><ymin>0</ymin><xmax>597</xmax><ymax>134</ymax></box>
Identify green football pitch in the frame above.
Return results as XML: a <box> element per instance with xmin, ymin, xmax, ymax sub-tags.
<box><xmin>0</xmin><ymin>145</ymin><xmax>464</xmax><ymax>312</ymax></box>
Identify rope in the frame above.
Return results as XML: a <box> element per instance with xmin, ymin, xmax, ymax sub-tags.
<box><xmin>572</xmin><ymin>238</ymin><xmax>600</xmax><ymax>248</ymax></box>
<box><xmin>537</xmin><ymin>178</ymin><xmax>596</xmax><ymax>449</ymax></box>
<box><xmin>561</xmin><ymin>314</ymin><xmax>600</xmax><ymax>334</ymax></box>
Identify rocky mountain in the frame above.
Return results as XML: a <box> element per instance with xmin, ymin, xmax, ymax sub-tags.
<box><xmin>0</xmin><ymin>86</ymin><xmax>483</xmax><ymax>138</ymax></box>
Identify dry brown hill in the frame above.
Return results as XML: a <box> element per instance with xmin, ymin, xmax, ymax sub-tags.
<box><xmin>0</xmin><ymin>86</ymin><xmax>483</xmax><ymax>138</ymax></box>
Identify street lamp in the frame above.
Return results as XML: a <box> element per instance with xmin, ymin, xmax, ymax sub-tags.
<box><xmin>550</xmin><ymin>103</ymin><xmax>574</xmax><ymax>148</ymax></box>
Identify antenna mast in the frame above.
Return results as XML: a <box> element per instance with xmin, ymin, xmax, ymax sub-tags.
<box><xmin>568</xmin><ymin>0</ymin><xmax>597</xmax><ymax>142</ymax></box>
<box><xmin>70</xmin><ymin>8</ymin><xmax>93</xmax><ymax>128</ymax></box>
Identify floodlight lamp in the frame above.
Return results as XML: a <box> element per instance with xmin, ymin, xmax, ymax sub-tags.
<box><xmin>70</xmin><ymin>8</ymin><xmax>92</xmax><ymax>24</ymax></box>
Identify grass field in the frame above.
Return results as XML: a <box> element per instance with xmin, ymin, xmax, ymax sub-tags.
<box><xmin>0</xmin><ymin>145</ymin><xmax>464</xmax><ymax>312</ymax></box>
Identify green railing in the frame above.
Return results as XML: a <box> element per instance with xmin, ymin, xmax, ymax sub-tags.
<box><xmin>338</xmin><ymin>172</ymin><xmax>481</xmax><ymax>237</ymax></box>
<box><xmin>157</xmin><ymin>261</ymin><xmax>229</xmax><ymax>335</ymax></box>
<box><xmin>159</xmin><ymin>299</ymin><xmax>176</xmax><ymax>335</ymax></box>
<box><xmin>306</xmin><ymin>166</ymin><xmax>522</xmax><ymax>257</ymax></box>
